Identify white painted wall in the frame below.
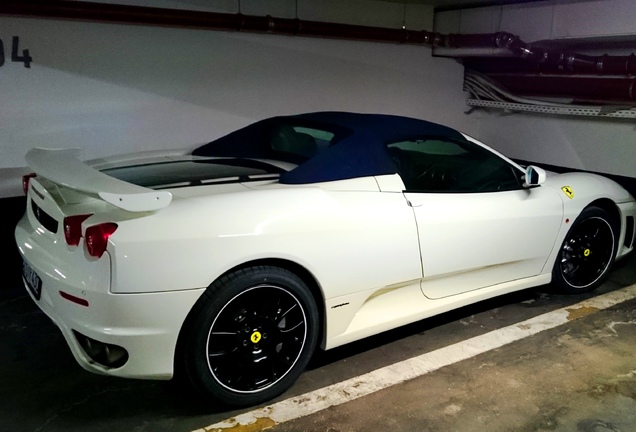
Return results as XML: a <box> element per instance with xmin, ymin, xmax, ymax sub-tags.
<box><xmin>435</xmin><ymin>0</ymin><xmax>636</xmax><ymax>179</ymax></box>
<box><xmin>472</xmin><ymin>112</ymin><xmax>636</xmax><ymax>178</ymax></box>
<box><xmin>0</xmin><ymin>1</ymin><xmax>474</xmax><ymax>198</ymax></box>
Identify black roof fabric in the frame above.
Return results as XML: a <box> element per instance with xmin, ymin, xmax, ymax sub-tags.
<box><xmin>193</xmin><ymin>112</ymin><xmax>465</xmax><ymax>184</ymax></box>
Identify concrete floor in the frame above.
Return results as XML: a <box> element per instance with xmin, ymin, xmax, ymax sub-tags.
<box><xmin>1</xmin><ymin>255</ymin><xmax>635</xmax><ymax>432</ymax></box>
<box><xmin>272</xmin><ymin>297</ymin><xmax>636</xmax><ymax>432</ymax></box>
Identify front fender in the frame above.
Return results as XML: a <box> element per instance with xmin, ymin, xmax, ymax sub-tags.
<box><xmin>542</xmin><ymin>171</ymin><xmax>636</xmax><ymax>261</ymax></box>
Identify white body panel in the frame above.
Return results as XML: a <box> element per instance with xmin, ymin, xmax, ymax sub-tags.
<box><xmin>109</xmin><ymin>181</ymin><xmax>422</xmax><ymax>299</ymax></box>
<box><xmin>15</xmin><ymin>200</ymin><xmax>205</xmax><ymax>379</ymax></box>
<box><xmin>409</xmin><ymin>187</ymin><xmax>563</xmax><ymax>299</ymax></box>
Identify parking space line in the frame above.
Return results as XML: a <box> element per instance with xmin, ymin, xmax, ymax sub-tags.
<box><xmin>194</xmin><ymin>284</ymin><xmax>636</xmax><ymax>432</ymax></box>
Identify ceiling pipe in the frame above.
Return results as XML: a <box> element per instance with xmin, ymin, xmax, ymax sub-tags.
<box><xmin>437</xmin><ymin>32</ymin><xmax>636</xmax><ymax>76</ymax></box>
<box><xmin>482</xmin><ymin>75</ymin><xmax>636</xmax><ymax>102</ymax></box>
<box><xmin>464</xmin><ymin>57</ymin><xmax>636</xmax><ymax>102</ymax></box>
<box><xmin>492</xmin><ymin>32</ymin><xmax>636</xmax><ymax>75</ymax></box>
<box><xmin>459</xmin><ymin>33</ymin><xmax>636</xmax><ymax>102</ymax></box>
<box><xmin>0</xmin><ymin>0</ymin><xmax>450</xmax><ymax>46</ymax></box>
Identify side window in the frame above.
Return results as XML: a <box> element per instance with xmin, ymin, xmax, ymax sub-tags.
<box><xmin>387</xmin><ymin>138</ymin><xmax>522</xmax><ymax>193</ymax></box>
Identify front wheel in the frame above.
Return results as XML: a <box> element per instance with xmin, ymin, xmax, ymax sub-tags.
<box><xmin>552</xmin><ymin>206</ymin><xmax>618</xmax><ymax>294</ymax></box>
<box><xmin>181</xmin><ymin>266</ymin><xmax>319</xmax><ymax>407</ymax></box>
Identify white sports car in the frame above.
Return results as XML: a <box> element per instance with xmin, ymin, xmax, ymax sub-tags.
<box><xmin>15</xmin><ymin>112</ymin><xmax>636</xmax><ymax>406</ymax></box>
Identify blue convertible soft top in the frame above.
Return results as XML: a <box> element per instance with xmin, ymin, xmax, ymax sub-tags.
<box><xmin>192</xmin><ymin>112</ymin><xmax>465</xmax><ymax>184</ymax></box>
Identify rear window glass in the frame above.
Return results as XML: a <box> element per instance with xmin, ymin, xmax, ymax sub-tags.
<box><xmin>267</xmin><ymin>124</ymin><xmax>337</xmax><ymax>163</ymax></box>
<box><xmin>192</xmin><ymin>119</ymin><xmax>350</xmax><ymax>165</ymax></box>
<box><xmin>293</xmin><ymin>126</ymin><xmax>335</xmax><ymax>145</ymax></box>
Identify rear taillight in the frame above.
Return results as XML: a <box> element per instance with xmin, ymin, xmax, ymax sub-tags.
<box><xmin>63</xmin><ymin>214</ymin><xmax>92</xmax><ymax>246</ymax></box>
<box><xmin>85</xmin><ymin>223</ymin><xmax>118</xmax><ymax>258</ymax></box>
<box><xmin>22</xmin><ymin>173</ymin><xmax>37</xmax><ymax>195</ymax></box>
<box><xmin>63</xmin><ymin>216</ymin><xmax>117</xmax><ymax>258</ymax></box>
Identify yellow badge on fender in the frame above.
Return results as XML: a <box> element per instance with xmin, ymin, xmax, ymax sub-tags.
<box><xmin>561</xmin><ymin>186</ymin><xmax>574</xmax><ymax>199</ymax></box>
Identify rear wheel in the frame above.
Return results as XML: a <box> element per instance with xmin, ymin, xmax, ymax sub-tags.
<box><xmin>182</xmin><ymin>266</ymin><xmax>319</xmax><ymax>407</ymax></box>
<box><xmin>553</xmin><ymin>206</ymin><xmax>618</xmax><ymax>294</ymax></box>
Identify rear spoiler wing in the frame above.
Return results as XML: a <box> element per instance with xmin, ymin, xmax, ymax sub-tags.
<box><xmin>26</xmin><ymin>148</ymin><xmax>172</xmax><ymax>212</ymax></box>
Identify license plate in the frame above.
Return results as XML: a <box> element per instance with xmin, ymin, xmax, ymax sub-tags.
<box><xmin>22</xmin><ymin>260</ymin><xmax>42</xmax><ymax>300</ymax></box>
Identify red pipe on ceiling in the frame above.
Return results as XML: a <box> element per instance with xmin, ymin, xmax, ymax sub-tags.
<box><xmin>491</xmin><ymin>32</ymin><xmax>636</xmax><ymax>75</ymax></box>
<box><xmin>0</xmin><ymin>0</ymin><xmax>446</xmax><ymax>46</ymax></box>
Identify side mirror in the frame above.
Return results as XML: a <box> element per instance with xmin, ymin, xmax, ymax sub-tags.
<box><xmin>523</xmin><ymin>165</ymin><xmax>547</xmax><ymax>187</ymax></box>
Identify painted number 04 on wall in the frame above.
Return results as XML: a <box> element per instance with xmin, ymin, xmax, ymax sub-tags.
<box><xmin>0</xmin><ymin>37</ymin><xmax>33</xmax><ymax>68</ymax></box>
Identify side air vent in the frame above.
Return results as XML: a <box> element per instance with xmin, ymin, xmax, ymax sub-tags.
<box><xmin>31</xmin><ymin>200</ymin><xmax>59</xmax><ymax>234</ymax></box>
<box><xmin>624</xmin><ymin>216</ymin><xmax>635</xmax><ymax>249</ymax></box>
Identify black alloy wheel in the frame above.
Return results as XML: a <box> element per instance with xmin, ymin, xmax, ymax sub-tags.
<box><xmin>182</xmin><ymin>266</ymin><xmax>319</xmax><ymax>407</ymax></box>
<box><xmin>553</xmin><ymin>206</ymin><xmax>617</xmax><ymax>293</ymax></box>
<box><xmin>207</xmin><ymin>285</ymin><xmax>308</xmax><ymax>393</ymax></box>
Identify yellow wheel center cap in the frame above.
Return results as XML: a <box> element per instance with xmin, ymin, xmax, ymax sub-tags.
<box><xmin>584</xmin><ymin>249</ymin><xmax>591</xmax><ymax>257</ymax></box>
<box><xmin>250</xmin><ymin>331</ymin><xmax>262</xmax><ymax>344</ymax></box>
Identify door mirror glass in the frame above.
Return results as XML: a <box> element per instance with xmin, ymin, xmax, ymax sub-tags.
<box><xmin>524</xmin><ymin>165</ymin><xmax>547</xmax><ymax>187</ymax></box>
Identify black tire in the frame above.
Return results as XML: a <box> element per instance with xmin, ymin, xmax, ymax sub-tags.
<box><xmin>182</xmin><ymin>266</ymin><xmax>319</xmax><ymax>407</ymax></box>
<box><xmin>552</xmin><ymin>206</ymin><xmax>618</xmax><ymax>294</ymax></box>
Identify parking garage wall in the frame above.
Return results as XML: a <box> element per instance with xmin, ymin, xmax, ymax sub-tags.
<box><xmin>476</xmin><ymin>114</ymin><xmax>636</xmax><ymax>185</ymax></box>
<box><xmin>0</xmin><ymin>9</ymin><xmax>474</xmax><ymax>286</ymax></box>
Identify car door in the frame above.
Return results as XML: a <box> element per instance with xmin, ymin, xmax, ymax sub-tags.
<box><xmin>387</xmin><ymin>136</ymin><xmax>563</xmax><ymax>299</ymax></box>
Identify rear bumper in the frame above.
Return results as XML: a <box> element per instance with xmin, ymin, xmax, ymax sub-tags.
<box><xmin>15</xmin><ymin>216</ymin><xmax>205</xmax><ymax>379</ymax></box>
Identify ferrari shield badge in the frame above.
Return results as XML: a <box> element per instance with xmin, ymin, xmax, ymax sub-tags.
<box><xmin>561</xmin><ymin>186</ymin><xmax>574</xmax><ymax>199</ymax></box>
<box><xmin>250</xmin><ymin>331</ymin><xmax>262</xmax><ymax>344</ymax></box>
